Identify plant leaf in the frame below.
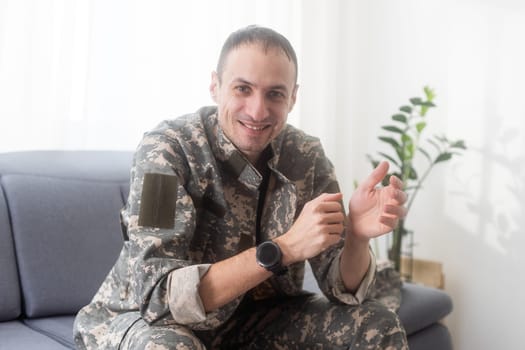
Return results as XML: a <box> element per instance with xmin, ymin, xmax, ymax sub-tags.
<box><xmin>434</xmin><ymin>134</ymin><xmax>448</xmax><ymax>143</ymax></box>
<box><xmin>379</xmin><ymin>136</ymin><xmax>401</xmax><ymax>149</ymax></box>
<box><xmin>450</xmin><ymin>140</ymin><xmax>467</xmax><ymax>149</ymax></box>
<box><xmin>424</xmin><ymin>86</ymin><xmax>436</xmax><ymax>100</ymax></box>
<box><xmin>378</xmin><ymin>152</ymin><xmax>401</xmax><ymax>167</ymax></box>
<box><xmin>392</xmin><ymin>114</ymin><xmax>408</xmax><ymax>123</ymax></box>
<box><xmin>434</xmin><ymin>152</ymin><xmax>453</xmax><ymax>164</ymax></box>
<box><xmin>410</xmin><ymin>97</ymin><xmax>423</xmax><ymax>105</ymax></box>
<box><xmin>402</xmin><ymin>134</ymin><xmax>415</xmax><ymax>159</ymax></box>
<box><xmin>366</xmin><ymin>154</ymin><xmax>380</xmax><ymax>168</ymax></box>
<box><xmin>382</xmin><ymin>125</ymin><xmax>404</xmax><ymax>134</ymax></box>
<box><xmin>406</xmin><ymin>143</ymin><xmax>415</xmax><ymax>159</ymax></box>
<box><xmin>416</xmin><ymin>122</ymin><xmax>426</xmax><ymax>133</ymax></box>
<box><xmin>409</xmin><ymin>166</ymin><xmax>418</xmax><ymax>180</ymax></box>
<box><xmin>401</xmin><ymin>134</ymin><xmax>412</xmax><ymax>144</ymax></box>
<box><xmin>421</xmin><ymin>101</ymin><xmax>436</xmax><ymax>107</ymax></box>
<box><xmin>417</xmin><ymin>147</ymin><xmax>432</xmax><ymax>163</ymax></box>
<box><xmin>427</xmin><ymin>138</ymin><xmax>442</xmax><ymax>152</ymax></box>
<box><xmin>400</xmin><ymin>105</ymin><xmax>412</xmax><ymax>113</ymax></box>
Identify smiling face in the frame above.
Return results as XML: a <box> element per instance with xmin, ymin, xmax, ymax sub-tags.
<box><xmin>210</xmin><ymin>43</ymin><xmax>298</xmax><ymax>164</ymax></box>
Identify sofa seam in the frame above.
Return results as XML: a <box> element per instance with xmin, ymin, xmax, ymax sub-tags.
<box><xmin>1</xmin><ymin>172</ymin><xmax>129</xmax><ymax>184</ymax></box>
<box><xmin>22</xmin><ymin>319</ymin><xmax>75</xmax><ymax>349</ymax></box>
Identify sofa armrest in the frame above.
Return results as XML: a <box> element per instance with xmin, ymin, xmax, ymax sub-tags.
<box><xmin>398</xmin><ymin>282</ymin><xmax>453</xmax><ymax>334</ymax></box>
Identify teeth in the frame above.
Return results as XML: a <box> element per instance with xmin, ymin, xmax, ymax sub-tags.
<box><xmin>243</xmin><ymin>123</ymin><xmax>266</xmax><ymax>131</ymax></box>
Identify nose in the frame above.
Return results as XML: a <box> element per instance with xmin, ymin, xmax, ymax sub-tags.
<box><xmin>245</xmin><ymin>93</ymin><xmax>268</xmax><ymax>121</ymax></box>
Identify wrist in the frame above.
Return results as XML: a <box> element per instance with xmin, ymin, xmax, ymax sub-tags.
<box><xmin>344</xmin><ymin>229</ymin><xmax>370</xmax><ymax>252</ymax></box>
<box><xmin>346</xmin><ymin>218</ymin><xmax>371</xmax><ymax>246</ymax></box>
<box><xmin>273</xmin><ymin>236</ymin><xmax>295</xmax><ymax>266</ymax></box>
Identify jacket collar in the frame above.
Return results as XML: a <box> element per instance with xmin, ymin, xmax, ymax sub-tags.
<box><xmin>203</xmin><ymin>107</ymin><xmax>291</xmax><ymax>191</ymax></box>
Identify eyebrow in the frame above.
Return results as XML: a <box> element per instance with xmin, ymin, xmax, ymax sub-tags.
<box><xmin>232</xmin><ymin>77</ymin><xmax>289</xmax><ymax>93</ymax></box>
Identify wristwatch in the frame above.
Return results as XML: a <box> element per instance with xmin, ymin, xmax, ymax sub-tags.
<box><xmin>256</xmin><ymin>241</ymin><xmax>288</xmax><ymax>275</ymax></box>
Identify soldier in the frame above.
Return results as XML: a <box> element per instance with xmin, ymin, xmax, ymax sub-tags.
<box><xmin>74</xmin><ymin>25</ymin><xmax>408</xmax><ymax>349</ymax></box>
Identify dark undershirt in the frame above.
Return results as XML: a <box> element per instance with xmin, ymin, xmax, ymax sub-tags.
<box><xmin>255</xmin><ymin>148</ymin><xmax>272</xmax><ymax>245</ymax></box>
<box><xmin>250</xmin><ymin>147</ymin><xmax>280</xmax><ymax>300</ymax></box>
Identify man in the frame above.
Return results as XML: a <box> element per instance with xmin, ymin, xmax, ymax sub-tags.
<box><xmin>74</xmin><ymin>25</ymin><xmax>408</xmax><ymax>349</ymax></box>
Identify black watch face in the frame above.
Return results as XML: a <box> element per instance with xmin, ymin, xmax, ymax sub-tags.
<box><xmin>258</xmin><ymin>241</ymin><xmax>280</xmax><ymax>266</ymax></box>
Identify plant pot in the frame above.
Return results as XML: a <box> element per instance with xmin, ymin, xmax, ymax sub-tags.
<box><xmin>400</xmin><ymin>256</ymin><xmax>444</xmax><ymax>289</ymax></box>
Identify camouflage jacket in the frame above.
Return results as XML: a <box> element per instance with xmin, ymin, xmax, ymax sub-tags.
<box><xmin>73</xmin><ymin>106</ymin><xmax>376</xmax><ymax>348</ymax></box>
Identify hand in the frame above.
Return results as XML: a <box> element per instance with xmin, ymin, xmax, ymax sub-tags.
<box><xmin>348</xmin><ymin>161</ymin><xmax>407</xmax><ymax>241</ymax></box>
<box><xmin>276</xmin><ymin>193</ymin><xmax>345</xmax><ymax>265</ymax></box>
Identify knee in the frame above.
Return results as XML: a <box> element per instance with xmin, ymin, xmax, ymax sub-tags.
<box><xmin>359</xmin><ymin>300</ymin><xmax>403</xmax><ymax>329</ymax></box>
<box><xmin>351</xmin><ymin>300</ymin><xmax>407</xmax><ymax>348</ymax></box>
<box><xmin>121</xmin><ymin>321</ymin><xmax>206</xmax><ymax>350</ymax></box>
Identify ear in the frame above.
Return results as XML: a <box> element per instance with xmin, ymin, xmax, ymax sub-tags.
<box><xmin>288</xmin><ymin>84</ymin><xmax>299</xmax><ymax>113</ymax></box>
<box><xmin>210</xmin><ymin>71</ymin><xmax>219</xmax><ymax>103</ymax></box>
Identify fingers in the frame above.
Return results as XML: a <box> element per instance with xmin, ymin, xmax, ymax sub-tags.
<box><xmin>286</xmin><ymin>193</ymin><xmax>345</xmax><ymax>261</ymax></box>
<box><xmin>379</xmin><ymin>215</ymin><xmax>399</xmax><ymax>230</ymax></box>
<box><xmin>384</xmin><ymin>204</ymin><xmax>408</xmax><ymax>218</ymax></box>
<box><xmin>382</xmin><ymin>184</ymin><xmax>408</xmax><ymax>219</ymax></box>
<box><xmin>318</xmin><ymin>201</ymin><xmax>343</xmax><ymax>213</ymax></box>
<box><xmin>389</xmin><ymin>174</ymin><xmax>404</xmax><ymax>189</ymax></box>
<box><xmin>379</xmin><ymin>203</ymin><xmax>406</xmax><ymax>229</ymax></box>
<box><xmin>312</xmin><ymin>201</ymin><xmax>345</xmax><ymax>228</ymax></box>
<box><xmin>307</xmin><ymin>193</ymin><xmax>345</xmax><ymax>232</ymax></box>
<box><xmin>379</xmin><ymin>188</ymin><xmax>408</xmax><ymax>231</ymax></box>
<box><xmin>317</xmin><ymin>192</ymin><xmax>343</xmax><ymax>203</ymax></box>
<box><xmin>324</xmin><ymin>222</ymin><xmax>345</xmax><ymax>235</ymax></box>
<box><xmin>360</xmin><ymin>161</ymin><xmax>389</xmax><ymax>191</ymax></box>
<box><xmin>390</xmin><ymin>188</ymin><xmax>408</xmax><ymax>206</ymax></box>
<box><xmin>308</xmin><ymin>193</ymin><xmax>343</xmax><ymax>212</ymax></box>
<box><xmin>369</xmin><ymin>175</ymin><xmax>407</xmax><ymax>233</ymax></box>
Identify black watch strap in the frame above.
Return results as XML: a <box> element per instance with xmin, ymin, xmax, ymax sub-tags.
<box><xmin>268</xmin><ymin>262</ymin><xmax>288</xmax><ymax>276</ymax></box>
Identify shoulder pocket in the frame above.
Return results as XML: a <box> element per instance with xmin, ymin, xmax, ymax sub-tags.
<box><xmin>138</xmin><ymin>173</ymin><xmax>178</xmax><ymax>229</ymax></box>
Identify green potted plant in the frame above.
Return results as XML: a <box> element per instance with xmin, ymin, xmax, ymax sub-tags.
<box><xmin>367</xmin><ymin>86</ymin><xmax>466</xmax><ymax>279</ymax></box>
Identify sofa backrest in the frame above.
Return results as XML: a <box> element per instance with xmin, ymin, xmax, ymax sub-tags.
<box><xmin>0</xmin><ymin>151</ymin><xmax>133</xmax><ymax>319</ymax></box>
<box><xmin>0</xmin><ymin>184</ymin><xmax>21</xmax><ymax>321</ymax></box>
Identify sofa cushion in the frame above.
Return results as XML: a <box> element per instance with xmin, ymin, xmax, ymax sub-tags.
<box><xmin>24</xmin><ymin>315</ymin><xmax>75</xmax><ymax>349</ymax></box>
<box><xmin>0</xmin><ymin>321</ymin><xmax>71</xmax><ymax>349</ymax></box>
<box><xmin>407</xmin><ymin>323</ymin><xmax>453</xmax><ymax>350</ymax></box>
<box><xmin>398</xmin><ymin>282</ymin><xmax>453</xmax><ymax>334</ymax></box>
<box><xmin>2</xmin><ymin>174</ymin><xmax>125</xmax><ymax>318</ymax></box>
<box><xmin>0</xmin><ymin>185</ymin><xmax>22</xmax><ymax>321</ymax></box>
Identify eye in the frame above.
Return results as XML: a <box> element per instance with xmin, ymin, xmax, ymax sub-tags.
<box><xmin>235</xmin><ymin>85</ymin><xmax>251</xmax><ymax>94</ymax></box>
<box><xmin>268</xmin><ymin>90</ymin><xmax>286</xmax><ymax>100</ymax></box>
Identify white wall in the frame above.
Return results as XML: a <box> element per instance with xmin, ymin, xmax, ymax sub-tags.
<box><xmin>318</xmin><ymin>1</ymin><xmax>524</xmax><ymax>349</ymax></box>
<box><xmin>1</xmin><ymin>1</ymin><xmax>524</xmax><ymax>349</ymax></box>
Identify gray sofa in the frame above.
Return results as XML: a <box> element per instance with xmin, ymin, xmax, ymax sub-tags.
<box><xmin>0</xmin><ymin>151</ymin><xmax>453</xmax><ymax>349</ymax></box>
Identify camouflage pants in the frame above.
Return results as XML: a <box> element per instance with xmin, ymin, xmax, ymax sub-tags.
<box><xmin>119</xmin><ymin>293</ymin><xmax>408</xmax><ymax>350</ymax></box>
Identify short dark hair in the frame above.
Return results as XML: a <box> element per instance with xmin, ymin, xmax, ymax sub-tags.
<box><xmin>216</xmin><ymin>25</ymin><xmax>298</xmax><ymax>84</ymax></box>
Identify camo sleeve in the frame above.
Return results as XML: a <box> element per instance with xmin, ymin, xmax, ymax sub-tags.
<box><xmin>325</xmin><ymin>248</ymin><xmax>377</xmax><ymax>304</ymax></box>
<box><xmin>306</xmin><ymin>142</ymin><xmax>376</xmax><ymax>305</ymax></box>
<box><xmin>122</xmin><ymin>129</ymin><xmax>241</xmax><ymax>330</ymax></box>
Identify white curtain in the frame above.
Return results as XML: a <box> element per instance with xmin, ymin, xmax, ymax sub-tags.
<box><xmin>1</xmin><ymin>1</ymin><xmax>525</xmax><ymax>349</ymax></box>
<box><xmin>0</xmin><ymin>0</ymin><xmax>305</xmax><ymax>151</ymax></box>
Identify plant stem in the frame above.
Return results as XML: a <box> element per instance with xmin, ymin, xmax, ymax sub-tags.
<box><xmin>406</xmin><ymin>162</ymin><xmax>435</xmax><ymax>212</ymax></box>
<box><xmin>390</xmin><ymin>223</ymin><xmax>403</xmax><ymax>271</ymax></box>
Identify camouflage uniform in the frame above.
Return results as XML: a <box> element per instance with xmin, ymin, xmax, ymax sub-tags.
<box><xmin>73</xmin><ymin>106</ymin><xmax>407</xmax><ymax>349</ymax></box>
